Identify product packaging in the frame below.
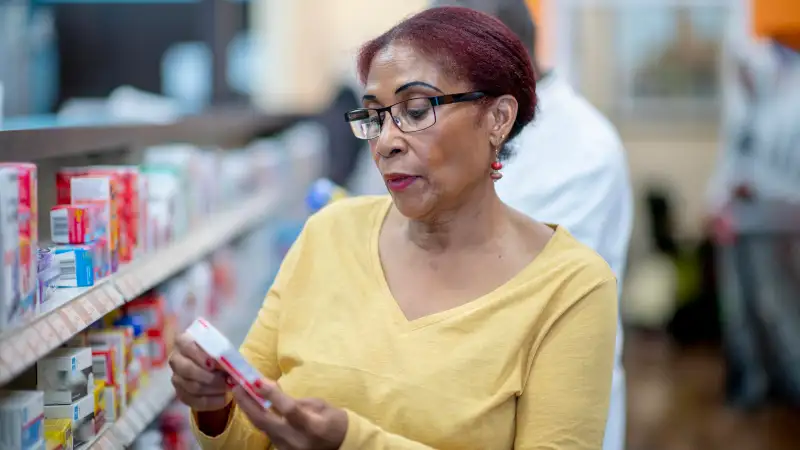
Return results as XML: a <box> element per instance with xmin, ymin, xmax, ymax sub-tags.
<box><xmin>69</xmin><ymin>176</ymin><xmax>119</xmax><ymax>272</ymax></box>
<box><xmin>124</xmin><ymin>294</ymin><xmax>167</xmax><ymax>367</ymax></box>
<box><xmin>52</xmin><ymin>246</ymin><xmax>94</xmax><ymax>288</ymax></box>
<box><xmin>50</xmin><ymin>205</ymin><xmax>96</xmax><ymax>245</ymax></box>
<box><xmin>36</xmin><ymin>249</ymin><xmax>60</xmax><ymax>305</ymax></box>
<box><xmin>85</xmin><ymin>328</ymin><xmax>132</xmax><ymax>409</ymax></box>
<box><xmin>43</xmin><ymin>395</ymin><xmax>95</xmax><ymax>447</ymax></box>
<box><xmin>103</xmin><ymin>384</ymin><xmax>119</xmax><ymax>424</ymax></box>
<box><xmin>0</xmin><ymin>163</ymin><xmax>38</xmax><ymax>314</ymax></box>
<box><xmin>92</xmin><ymin>381</ymin><xmax>105</xmax><ymax>432</ymax></box>
<box><xmin>0</xmin><ymin>167</ymin><xmax>21</xmax><ymax>330</ymax></box>
<box><xmin>115</xmin><ymin>316</ymin><xmax>147</xmax><ymax>395</ymax></box>
<box><xmin>43</xmin><ymin>418</ymin><xmax>72</xmax><ymax>450</ymax></box>
<box><xmin>37</xmin><ymin>347</ymin><xmax>94</xmax><ymax>405</ymax></box>
<box><xmin>0</xmin><ymin>390</ymin><xmax>45</xmax><ymax>450</ymax></box>
<box><xmin>95</xmin><ymin>166</ymin><xmax>142</xmax><ymax>262</ymax></box>
<box><xmin>186</xmin><ymin>318</ymin><xmax>271</xmax><ymax>409</ymax></box>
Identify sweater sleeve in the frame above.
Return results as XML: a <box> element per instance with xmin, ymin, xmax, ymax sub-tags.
<box><xmin>190</xmin><ymin>226</ymin><xmax>308</xmax><ymax>450</ymax></box>
<box><xmin>514</xmin><ymin>278</ymin><xmax>619</xmax><ymax>450</ymax></box>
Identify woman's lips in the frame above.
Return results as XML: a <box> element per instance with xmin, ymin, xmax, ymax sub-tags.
<box><xmin>385</xmin><ymin>175</ymin><xmax>419</xmax><ymax>192</ymax></box>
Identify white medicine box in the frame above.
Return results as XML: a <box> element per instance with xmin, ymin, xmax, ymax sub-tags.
<box><xmin>0</xmin><ymin>390</ymin><xmax>45</xmax><ymax>450</ymax></box>
<box><xmin>44</xmin><ymin>394</ymin><xmax>95</xmax><ymax>448</ymax></box>
<box><xmin>37</xmin><ymin>347</ymin><xmax>94</xmax><ymax>405</ymax></box>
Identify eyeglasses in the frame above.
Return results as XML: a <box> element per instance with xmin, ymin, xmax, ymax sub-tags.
<box><xmin>344</xmin><ymin>91</ymin><xmax>486</xmax><ymax>140</ymax></box>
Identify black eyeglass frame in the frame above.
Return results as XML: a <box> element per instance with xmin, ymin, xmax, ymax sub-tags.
<box><xmin>343</xmin><ymin>91</ymin><xmax>487</xmax><ymax>139</ymax></box>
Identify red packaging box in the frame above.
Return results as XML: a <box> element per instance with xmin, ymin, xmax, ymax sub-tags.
<box><xmin>89</xmin><ymin>166</ymin><xmax>142</xmax><ymax>263</ymax></box>
<box><xmin>55</xmin><ymin>167</ymin><xmax>88</xmax><ymax>205</ymax></box>
<box><xmin>50</xmin><ymin>205</ymin><xmax>96</xmax><ymax>244</ymax></box>
<box><xmin>70</xmin><ymin>176</ymin><xmax>120</xmax><ymax>272</ymax></box>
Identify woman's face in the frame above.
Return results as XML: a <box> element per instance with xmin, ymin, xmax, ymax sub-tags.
<box><xmin>363</xmin><ymin>43</ymin><xmax>513</xmax><ymax>221</ymax></box>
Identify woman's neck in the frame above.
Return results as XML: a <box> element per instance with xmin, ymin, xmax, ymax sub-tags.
<box><xmin>404</xmin><ymin>182</ymin><xmax>508</xmax><ymax>254</ymax></box>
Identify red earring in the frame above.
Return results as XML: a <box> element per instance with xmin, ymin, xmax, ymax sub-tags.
<box><xmin>490</xmin><ymin>137</ymin><xmax>504</xmax><ymax>182</ymax></box>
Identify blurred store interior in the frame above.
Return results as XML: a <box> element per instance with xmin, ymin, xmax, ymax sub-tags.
<box><xmin>2</xmin><ymin>0</ymin><xmax>800</xmax><ymax>449</ymax></box>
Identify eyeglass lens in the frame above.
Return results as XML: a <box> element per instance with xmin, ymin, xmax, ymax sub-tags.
<box><xmin>349</xmin><ymin>98</ymin><xmax>435</xmax><ymax>139</ymax></box>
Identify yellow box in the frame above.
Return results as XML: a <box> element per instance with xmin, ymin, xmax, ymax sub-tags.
<box><xmin>44</xmin><ymin>418</ymin><xmax>73</xmax><ymax>450</ymax></box>
<box><xmin>93</xmin><ymin>380</ymin><xmax>107</xmax><ymax>432</ymax></box>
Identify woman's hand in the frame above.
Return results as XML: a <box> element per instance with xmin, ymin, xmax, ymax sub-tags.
<box><xmin>169</xmin><ymin>332</ymin><xmax>232</xmax><ymax>412</ymax></box>
<box><xmin>233</xmin><ymin>379</ymin><xmax>348</xmax><ymax>450</ymax></box>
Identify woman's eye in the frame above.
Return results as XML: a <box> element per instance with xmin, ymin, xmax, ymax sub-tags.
<box><xmin>408</xmin><ymin>109</ymin><xmax>429</xmax><ymax>120</ymax></box>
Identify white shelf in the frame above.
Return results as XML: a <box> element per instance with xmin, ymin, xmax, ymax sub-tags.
<box><xmin>0</xmin><ymin>189</ymin><xmax>279</xmax><ymax>385</ymax></box>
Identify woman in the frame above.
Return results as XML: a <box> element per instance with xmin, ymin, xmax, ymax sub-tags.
<box><xmin>171</xmin><ymin>7</ymin><xmax>618</xmax><ymax>449</ymax></box>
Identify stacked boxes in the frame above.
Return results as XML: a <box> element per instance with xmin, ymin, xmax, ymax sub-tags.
<box><xmin>38</xmin><ymin>348</ymin><xmax>96</xmax><ymax>447</ymax></box>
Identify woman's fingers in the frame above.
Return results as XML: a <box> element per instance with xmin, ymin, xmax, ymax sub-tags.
<box><xmin>175</xmin><ymin>385</ymin><xmax>231</xmax><ymax>412</ymax></box>
<box><xmin>175</xmin><ymin>333</ymin><xmax>218</xmax><ymax>370</ymax></box>
<box><xmin>168</xmin><ymin>351</ymin><xmax>218</xmax><ymax>385</ymax></box>
<box><xmin>172</xmin><ymin>374</ymin><xmax>228</xmax><ymax>396</ymax></box>
<box><xmin>252</xmin><ymin>379</ymin><xmax>316</xmax><ymax>432</ymax></box>
<box><xmin>233</xmin><ymin>386</ymin><xmax>300</xmax><ymax>444</ymax></box>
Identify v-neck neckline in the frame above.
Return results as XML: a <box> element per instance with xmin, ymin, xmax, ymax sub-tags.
<box><xmin>368</xmin><ymin>197</ymin><xmax>561</xmax><ymax>332</ymax></box>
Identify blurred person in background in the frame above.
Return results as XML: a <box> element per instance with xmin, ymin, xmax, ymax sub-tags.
<box><xmin>430</xmin><ymin>2</ymin><xmax>632</xmax><ymax>449</ymax></box>
<box><xmin>173</xmin><ymin>7</ymin><xmax>618</xmax><ymax>449</ymax></box>
<box><xmin>707</xmin><ymin>27</ymin><xmax>800</xmax><ymax>408</ymax></box>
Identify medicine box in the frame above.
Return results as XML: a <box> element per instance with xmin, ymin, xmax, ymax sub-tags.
<box><xmin>43</xmin><ymin>394</ymin><xmax>95</xmax><ymax>448</ymax></box>
<box><xmin>37</xmin><ymin>347</ymin><xmax>94</xmax><ymax>405</ymax></box>
<box><xmin>0</xmin><ymin>167</ymin><xmax>21</xmax><ymax>330</ymax></box>
<box><xmin>0</xmin><ymin>390</ymin><xmax>45</xmax><ymax>450</ymax></box>
<box><xmin>93</xmin><ymin>381</ymin><xmax>106</xmax><ymax>433</ymax></box>
<box><xmin>43</xmin><ymin>418</ymin><xmax>72</xmax><ymax>450</ymax></box>
<box><xmin>50</xmin><ymin>205</ymin><xmax>95</xmax><ymax>245</ymax></box>
<box><xmin>52</xmin><ymin>246</ymin><xmax>94</xmax><ymax>288</ymax></box>
<box><xmin>186</xmin><ymin>318</ymin><xmax>271</xmax><ymax>409</ymax></box>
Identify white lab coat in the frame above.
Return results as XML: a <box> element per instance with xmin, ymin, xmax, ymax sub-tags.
<box><xmin>348</xmin><ymin>74</ymin><xmax>633</xmax><ymax>450</ymax></box>
<box><xmin>496</xmin><ymin>74</ymin><xmax>633</xmax><ymax>450</ymax></box>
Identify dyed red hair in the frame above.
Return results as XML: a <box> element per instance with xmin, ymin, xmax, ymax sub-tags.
<box><xmin>357</xmin><ymin>6</ymin><xmax>537</xmax><ymax>155</ymax></box>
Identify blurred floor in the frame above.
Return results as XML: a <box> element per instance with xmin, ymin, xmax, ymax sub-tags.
<box><xmin>625</xmin><ymin>331</ymin><xmax>800</xmax><ymax>450</ymax></box>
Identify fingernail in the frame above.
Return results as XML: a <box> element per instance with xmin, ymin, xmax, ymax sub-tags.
<box><xmin>254</xmin><ymin>379</ymin><xmax>263</xmax><ymax>389</ymax></box>
<box><xmin>226</xmin><ymin>377</ymin><xmax>235</xmax><ymax>387</ymax></box>
<box><xmin>206</xmin><ymin>359</ymin><xmax>214</xmax><ymax>369</ymax></box>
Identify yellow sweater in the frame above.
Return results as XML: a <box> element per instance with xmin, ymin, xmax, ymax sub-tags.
<box><xmin>192</xmin><ymin>196</ymin><xmax>618</xmax><ymax>450</ymax></box>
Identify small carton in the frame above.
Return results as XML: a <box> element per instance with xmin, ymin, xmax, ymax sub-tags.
<box><xmin>52</xmin><ymin>246</ymin><xmax>94</xmax><ymax>288</ymax></box>
<box><xmin>37</xmin><ymin>347</ymin><xmax>94</xmax><ymax>405</ymax></box>
<box><xmin>44</xmin><ymin>395</ymin><xmax>95</xmax><ymax>448</ymax></box>
<box><xmin>0</xmin><ymin>167</ymin><xmax>21</xmax><ymax>330</ymax></box>
<box><xmin>0</xmin><ymin>390</ymin><xmax>45</xmax><ymax>450</ymax></box>
<box><xmin>186</xmin><ymin>318</ymin><xmax>271</xmax><ymax>409</ymax></box>
<box><xmin>50</xmin><ymin>205</ymin><xmax>96</xmax><ymax>245</ymax></box>
<box><xmin>43</xmin><ymin>418</ymin><xmax>73</xmax><ymax>450</ymax></box>
<box><xmin>92</xmin><ymin>381</ymin><xmax>106</xmax><ymax>432</ymax></box>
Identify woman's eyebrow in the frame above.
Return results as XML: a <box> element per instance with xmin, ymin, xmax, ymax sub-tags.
<box><xmin>395</xmin><ymin>81</ymin><xmax>444</xmax><ymax>94</ymax></box>
<box><xmin>362</xmin><ymin>81</ymin><xmax>444</xmax><ymax>103</ymax></box>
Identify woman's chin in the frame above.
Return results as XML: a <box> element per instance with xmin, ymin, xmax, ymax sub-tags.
<box><xmin>391</xmin><ymin>196</ymin><xmax>430</xmax><ymax>220</ymax></box>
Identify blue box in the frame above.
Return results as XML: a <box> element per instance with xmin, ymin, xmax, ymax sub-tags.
<box><xmin>53</xmin><ymin>245</ymin><xmax>94</xmax><ymax>288</ymax></box>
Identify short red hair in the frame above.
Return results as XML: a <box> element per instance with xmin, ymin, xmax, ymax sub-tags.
<box><xmin>357</xmin><ymin>6</ymin><xmax>537</xmax><ymax>155</ymax></box>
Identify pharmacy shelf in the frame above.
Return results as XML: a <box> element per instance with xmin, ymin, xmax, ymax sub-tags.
<box><xmin>0</xmin><ymin>189</ymin><xmax>280</xmax><ymax>386</ymax></box>
<box><xmin>86</xmin><ymin>301</ymin><xmax>257</xmax><ymax>449</ymax></box>
<box><xmin>100</xmin><ymin>368</ymin><xmax>175</xmax><ymax>450</ymax></box>
<box><xmin>0</xmin><ymin>109</ymin><xmax>299</xmax><ymax>161</ymax></box>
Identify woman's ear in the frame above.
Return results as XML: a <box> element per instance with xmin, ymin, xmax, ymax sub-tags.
<box><xmin>487</xmin><ymin>94</ymin><xmax>518</xmax><ymax>141</ymax></box>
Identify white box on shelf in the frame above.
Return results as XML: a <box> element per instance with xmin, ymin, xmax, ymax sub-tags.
<box><xmin>0</xmin><ymin>167</ymin><xmax>20</xmax><ymax>331</ymax></box>
<box><xmin>0</xmin><ymin>390</ymin><xmax>45</xmax><ymax>450</ymax></box>
<box><xmin>44</xmin><ymin>394</ymin><xmax>95</xmax><ymax>448</ymax></box>
<box><xmin>37</xmin><ymin>347</ymin><xmax>94</xmax><ymax>405</ymax></box>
